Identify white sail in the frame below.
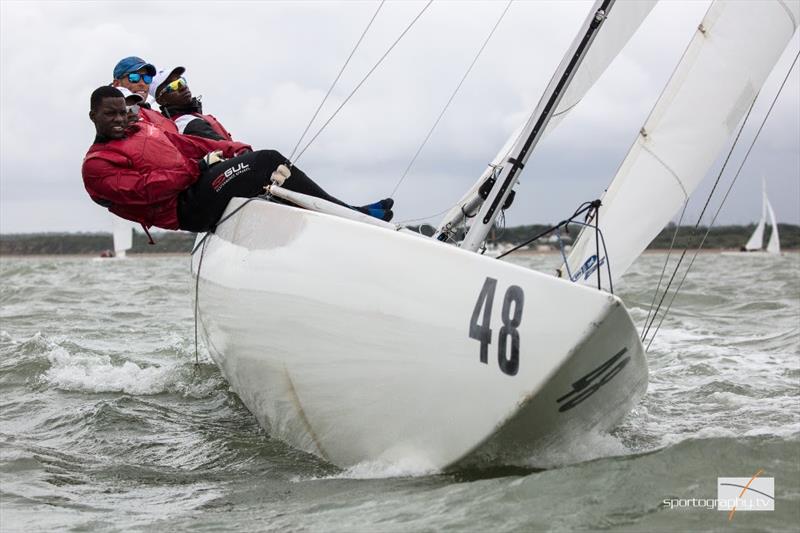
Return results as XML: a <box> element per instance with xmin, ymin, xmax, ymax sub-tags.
<box><xmin>744</xmin><ymin>183</ymin><xmax>768</xmax><ymax>251</ymax></box>
<box><xmin>112</xmin><ymin>215</ymin><xmax>133</xmax><ymax>259</ymax></box>
<box><xmin>766</xmin><ymin>194</ymin><xmax>781</xmax><ymax>254</ymax></box>
<box><xmin>565</xmin><ymin>0</ymin><xmax>799</xmax><ymax>286</ymax></box>
<box><xmin>434</xmin><ymin>0</ymin><xmax>657</xmax><ymax>243</ymax></box>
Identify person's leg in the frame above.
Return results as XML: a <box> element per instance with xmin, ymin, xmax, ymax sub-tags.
<box><xmin>178</xmin><ymin>149</ymin><xmax>381</xmax><ymax>231</ymax></box>
<box><xmin>177</xmin><ymin>150</ymin><xmax>267</xmax><ymax>231</ymax></box>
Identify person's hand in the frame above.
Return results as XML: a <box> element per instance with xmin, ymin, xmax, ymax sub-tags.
<box><xmin>199</xmin><ymin>150</ymin><xmax>225</xmax><ymax>172</ymax></box>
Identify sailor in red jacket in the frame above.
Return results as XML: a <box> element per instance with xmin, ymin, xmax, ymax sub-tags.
<box><xmin>82</xmin><ymin>86</ymin><xmax>381</xmax><ymax>233</ymax></box>
<box><xmin>150</xmin><ymin>66</ymin><xmax>395</xmax><ymax>221</ymax></box>
<box><xmin>151</xmin><ymin>66</ymin><xmax>234</xmax><ymax>141</ymax></box>
<box><xmin>110</xmin><ymin>56</ymin><xmax>179</xmax><ymax>134</ymax></box>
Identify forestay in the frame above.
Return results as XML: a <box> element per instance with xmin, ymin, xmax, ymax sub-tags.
<box><xmin>434</xmin><ymin>0</ymin><xmax>656</xmax><ymax>243</ymax></box>
<box><xmin>565</xmin><ymin>0</ymin><xmax>799</xmax><ymax>286</ymax></box>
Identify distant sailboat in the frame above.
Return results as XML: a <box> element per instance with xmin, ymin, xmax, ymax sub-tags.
<box><xmin>111</xmin><ymin>215</ymin><xmax>133</xmax><ymax>259</ymax></box>
<box><xmin>738</xmin><ymin>177</ymin><xmax>781</xmax><ymax>255</ymax></box>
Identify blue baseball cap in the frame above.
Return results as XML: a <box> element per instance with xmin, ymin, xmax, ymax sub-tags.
<box><xmin>113</xmin><ymin>56</ymin><xmax>156</xmax><ymax>80</ymax></box>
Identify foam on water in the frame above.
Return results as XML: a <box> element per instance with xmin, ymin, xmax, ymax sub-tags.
<box><xmin>300</xmin><ymin>456</ymin><xmax>440</xmax><ymax>481</ymax></box>
<box><xmin>40</xmin><ymin>346</ymin><xmax>182</xmax><ymax>395</ymax></box>
<box><xmin>36</xmin><ymin>342</ymin><xmax>222</xmax><ymax>398</ymax></box>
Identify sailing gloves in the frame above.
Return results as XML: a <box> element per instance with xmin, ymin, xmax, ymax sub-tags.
<box><xmin>199</xmin><ymin>150</ymin><xmax>225</xmax><ymax>172</ymax></box>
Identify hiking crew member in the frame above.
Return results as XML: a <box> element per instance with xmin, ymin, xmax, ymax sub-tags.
<box><xmin>148</xmin><ymin>66</ymin><xmax>394</xmax><ymax>221</ymax></box>
<box><xmin>111</xmin><ymin>56</ymin><xmax>178</xmax><ymax>133</ymax></box>
<box><xmin>151</xmin><ymin>66</ymin><xmax>233</xmax><ymax>141</ymax></box>
<box><xmin>82</xmin><ymin>86</ymin><xmax>389</xmax><ymax>234</ymax></box>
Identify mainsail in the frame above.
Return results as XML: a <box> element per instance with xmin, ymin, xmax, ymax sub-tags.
<box><xmin>565</xmin><ymin>0</ymin><xmax>799</xmax><ymax>286</ymax></box>
<box><xmin>434</xmin><ymin>0</ymin><xmax>656</xmax><ymax>245</ymax></box>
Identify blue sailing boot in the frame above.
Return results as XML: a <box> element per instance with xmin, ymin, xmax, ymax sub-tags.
<box><xmin>357</xmin><ymin>198</ymin><xmax>394</xmax><ymax>222</ymax></box>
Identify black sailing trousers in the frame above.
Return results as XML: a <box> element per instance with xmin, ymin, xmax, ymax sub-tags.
<box><xmin>177</xmin><ymin>149</ymin><xmax>350</xmax><ymax>232</ymax></box>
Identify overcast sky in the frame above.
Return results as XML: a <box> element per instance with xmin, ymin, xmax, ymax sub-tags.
<box><xmin>1</xmin><ymin>0</ymin><xmax>798</xmax><ymax>234</ymax></box>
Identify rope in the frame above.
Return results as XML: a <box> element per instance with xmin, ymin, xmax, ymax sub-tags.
<box><xmin>643</xmin><ymin>51</ymin><xmax>799</xmax><ymax>350</ymax></box>
<box><xmin>641</xmin><ymin>201</ymin><xmax>687</xmax><ymax>341</ymax></box>
<box><xmin>293</xmin><ymin>0</ymin><xmax>434</xmax><ymax>165</ymax></box>
<box><xmin>396</xmin><ymin>205</ymin><xmax>453</xmax><ymax>225</ymax></box>
<box><xmin>287</xmin><ymin>1</ymin><xmax>385</xmax><ymax>164</ymax></box>
<box><xmin>496</xmin><ymin>200</ymin><xmax>599</xmax><ymax>260</ymax></box>
<box><xmin>388</xmin><ymin>0</ymin><xmax>513</xmax><ymax>198</ymax></box>
<box><xmin>193</xmin><ymin>234</ymin><xmax>209</xmax><ymax>367</ymax></box>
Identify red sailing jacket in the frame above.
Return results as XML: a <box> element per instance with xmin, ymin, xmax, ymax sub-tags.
<box><xmin>172</xmin><ymin>112</ymin><xmax>234</xmax><ymax>140</ymax></box>
<box><xmin>82</xmin><ymin>123</ymin><xmax>251</xmax><ymax>229</ymax></box>
<box><xmin>139</xmin><ymin>107</ymin><xmax>178</xmax><ymax>133</ymax></box>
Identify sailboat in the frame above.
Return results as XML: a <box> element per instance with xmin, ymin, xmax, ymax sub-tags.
<box><xmin>191</xmin><ymin>0</ymin><xmax>798</xmax><ymax>469</ymax></box>
<box><xmin>98</xmin><ymin>215</ymin><xmax>134</xmax><ymax>259</ymax></box>
<box><xmin>112</xmin><ymin>215</ymin><xmax>134</xmax><ymax>259</ymax></box>
<box><xmin>730</xmin><ymin>177</ymin><xmax>781</xmax><ymax>255</ymax></box>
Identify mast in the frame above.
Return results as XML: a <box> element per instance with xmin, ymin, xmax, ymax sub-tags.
<box><xmin>459</xmin><ymin>0</ymin><xmax>616</xmax><ymax>252</ymax></box>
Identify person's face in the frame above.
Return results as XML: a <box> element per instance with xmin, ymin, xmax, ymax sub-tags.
<box><xmin>90</xmin><ymin>97</ymin><xmax>127</xmax><ymax>139</ymax></box>
<box><xmin>112</xmin><ymin>68</ymin><xmax>151</xmax><ymax>101</ymax></box>
<box><xmin>125</xmin><ymin>98</ymin><xmax>141</xmax><ymax>123</ymax></box>
<box><xmin>156</xmin><ymin>71</ymin><xmax>192</xmax><ymax>107</ymax></box>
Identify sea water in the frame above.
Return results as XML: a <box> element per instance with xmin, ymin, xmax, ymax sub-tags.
<box><xmin>1</xmin><ymin>252</ymin><xmax>798</xmax><ymax>532</ymax></box>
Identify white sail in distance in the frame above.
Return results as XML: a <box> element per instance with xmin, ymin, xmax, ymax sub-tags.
<box><xmin>565</xmin><ymin>0</ymin><xmax>799</xmax><ymax>287</ymax></box>
<box><xmin>766</xmin><ymin>193</ymin><xmax>781</xmax><ymax>254</ymax></box>
<box><xmin>434</xmin><ymin>0</ymin><xmax>657</xmax><ymax>242</ymax></box>
<box><xmin>744</xmin><ymin>183</ymin><xmax>768</xmax><ymax>251</ymax></box>
<box><xmin>112</xmin><ymin>215</ymin><xmax>133</xmax><ymax>259</ymax></box>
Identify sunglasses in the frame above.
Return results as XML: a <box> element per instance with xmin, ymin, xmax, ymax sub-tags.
<box><xmin>124</xmin><ymin>72</ymin><xmax>153</xmax><ymax>84</ymax></box>
<box><xmin>158</xmin><ymin>77</ymin><xmax>187</xmax><ymax>97</ymax></box>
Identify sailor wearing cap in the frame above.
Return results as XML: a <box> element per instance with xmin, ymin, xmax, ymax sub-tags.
<box><xmin>111</xmin><ymin>56</ymin><xmax>157</xmax><ymax>106</ymax></box>
<box><xmin>115</xmin><ymin>87</ymin><xmax>144</xmax><ymax>124</ymax></box>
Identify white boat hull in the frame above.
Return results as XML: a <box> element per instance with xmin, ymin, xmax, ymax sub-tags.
<box><xmin>193</xmin><ymin>198</ymin><xmax>648</xmax><ymax>469</ymax></box>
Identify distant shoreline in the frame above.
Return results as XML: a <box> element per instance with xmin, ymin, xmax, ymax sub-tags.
<box><xmin>2</xmin><ymin>224</ymin><xmax>798</xmax><ymax>256</ymax></box>
<box><xmin>2</xmin><ymin>249</ymin><xmax>797</xmax><ymax>259</ymax></box>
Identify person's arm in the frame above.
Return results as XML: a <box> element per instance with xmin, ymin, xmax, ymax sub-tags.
<box><xmin>165</xmin><ymin>129</ymin><xmax>252</xmax><ymax>159</ymax></box>
<box><xmin>182</xmin><ymin>117</ymin><xmax>225</xmax><ymax>141</ymax></box>
<box><xmin>82</xmin><ymin>154</ymin><xmax>197</xmax><ymax>207</ymax></box>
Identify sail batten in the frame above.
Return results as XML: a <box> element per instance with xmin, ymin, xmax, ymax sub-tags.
<box><xmin>565</xmin><ymin>0</ymin><xmax>799</xmax><ymax>286</ymax></box>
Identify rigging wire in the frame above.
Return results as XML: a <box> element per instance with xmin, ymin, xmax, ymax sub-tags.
<box><xmin>287</xmin><ymin>1</ymin><xmax>385</xmax><ymax>164</ymax></box>
<box><xmin>193</xmin><ymin>234</ymin><xmax>209</xmax><ymax>367</ymax></box>
<box><xmin>642</xmin><ymin>51</ymin><xmax>799</xmax><ymax>351</ymax></box>
<box><xmin>639</xmin><ymin>94</ymin><xmax>761</xmax><ymax>344</ymax></box>
<box><xmin>641</xmin><ymin>202</ymin><xmax>688</xmax><ymax>341</ymax></box>
<box><xmin>292</xmin><ymin>0</ymin><xmax>434</xmax><ymax>165</ymax></box>
<box><xmin>388</xmin><ymin>0</ymin><xmax>513</xmax><ymax>198</ymax></box>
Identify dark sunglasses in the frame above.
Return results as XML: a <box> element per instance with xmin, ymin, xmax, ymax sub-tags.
<box><xmin>124</xmin><ymin>72</ymin><xmax>153</xmax><ymax>84</ymax></box>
